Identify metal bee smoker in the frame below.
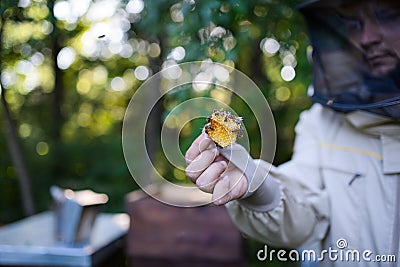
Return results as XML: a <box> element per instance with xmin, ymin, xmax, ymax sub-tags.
<box><xmin>50</xmin><ymin>186</ymin><xmax>109</xmax><ymax>246</ymax></box>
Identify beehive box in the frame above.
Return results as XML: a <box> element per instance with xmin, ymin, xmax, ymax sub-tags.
<box><xmin>125</xmin><ymin>184</ymin><xmax>247</xmax><ymax>267</ymax></box>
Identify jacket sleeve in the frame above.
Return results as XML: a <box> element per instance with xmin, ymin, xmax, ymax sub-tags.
<box><xmin>225</xmin><ymin>104</ymin><xmax>331</xmax><ymax>248</ymax></box>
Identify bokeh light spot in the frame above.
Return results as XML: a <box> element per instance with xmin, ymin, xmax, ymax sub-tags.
<box><xmin>57</xmin><ymin>47</ymin><xmax>76</xmax><ymax>70</ymax></box>
<box><xmin>111</xmin><ymin>77</ymin><xmax>127</xmax><ymax>91</ymax></box>
<box><xmin>275</xmin><ymin>87</ymin><xmax>291</xmax><ymax>102</ymax></box>
<box><xmin>36</xmin><ymin>141</ymin><xmax>49</xmax><ymax>156</ymax></box>
<box><xmin>126</xmin><ymin>0</ymin><xmax>144</xmax><ymax>14</ymax></box>
<box><xmin>281</xmin><ymin>66</ymin><xmax>295</xmax><ymax>81</ymax></box>
<box><xmin>134</xmin><ymin>66</ymin><xmax>150</xmax><ymax>81</ymax></box>
<box><xmin>262</xmin><ymin>38</ymin><xmax>280</xmax><ymax>56</ymax></box>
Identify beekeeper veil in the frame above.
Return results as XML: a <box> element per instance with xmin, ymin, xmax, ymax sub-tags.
<box><xmin>299</xmin><ymin>0</ymin><xmax>400</xmax><ymax>120</ymax></box>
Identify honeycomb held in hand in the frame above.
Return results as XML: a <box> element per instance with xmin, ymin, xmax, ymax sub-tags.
<box><xmin>204</xmin><ymin>109</ymin><xmax>243</xmax><ymax>149</ymax></box>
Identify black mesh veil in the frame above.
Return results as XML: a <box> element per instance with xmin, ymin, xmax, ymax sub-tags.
<box><xmin>299</xmin><ymin>0</ymin><xmax>400</xmax><ymax>120</ymax></box>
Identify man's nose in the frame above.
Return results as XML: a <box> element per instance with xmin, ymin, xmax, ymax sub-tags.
<box><xmin>360</xmin><ymin>19</ymin><xmax>382</xmax><ymax>47</ymax></box>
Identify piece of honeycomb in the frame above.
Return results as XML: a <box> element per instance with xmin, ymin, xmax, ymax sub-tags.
<box><xmin>204</xmin><ymin>109</ymin><xmax>243</xmax><ymax>148</ymax></box>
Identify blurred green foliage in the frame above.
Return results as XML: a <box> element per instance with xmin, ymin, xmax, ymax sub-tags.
<box><xmin>1</xmin><ymin>0</ymin><xmax>313</xmax><ymax>266</ymax></box>
<box><xmin>1</xmin><ymin>0</ymin><xmax>311</xmax><ymax>231</ymax></box>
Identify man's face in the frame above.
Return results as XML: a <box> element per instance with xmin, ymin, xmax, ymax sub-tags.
<box><xmin>337</xmin><ymin>0</ymin><xmax>400</xmax><ymax>77</ymax></box>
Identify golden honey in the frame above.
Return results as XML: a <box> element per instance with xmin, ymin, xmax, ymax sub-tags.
<box><xmin>204</xmin><ymin>109</ymin><xmax>243</xmax><ymax>148</ymax></box>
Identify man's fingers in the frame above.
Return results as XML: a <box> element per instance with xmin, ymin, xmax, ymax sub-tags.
<box><xmin>212</xmin><ymin>170</ymin><xmax>248</xmax><ymax>205</ymax></box>
<box><xmin>212</xmin><ymin>175</ymin><xmax>231</xmax><ymax>205</ymax></box>
<box><xmin>186</xmin><ymin>148</ymin><xmax>218</xmax><ymax>182</ymax></box>
<box><xmin>196</xmin><ymin>161</ymin><xmax>227</xmax><ymax>193</ymax></box>
<box><xmin>185</xmin><ymin>133</ymin><xmax>215</xmax><ymax>165</ymax></box>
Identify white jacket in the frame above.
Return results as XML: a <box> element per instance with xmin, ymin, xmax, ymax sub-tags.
<box><xmin>225</xmin><ymin>103</ymin><xmax>400</xmax><ymax>266</ymax></box>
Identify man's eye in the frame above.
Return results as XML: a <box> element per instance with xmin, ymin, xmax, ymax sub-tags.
<box><xmin>337</xmin><ymin>13</ymin><xmax>363</xmax><ymax>32</ymax></box>
<box><xmin>343</xmin><ymin>19</ymin><xmax>363</xmax><ymax>32</ymax></box>
<box><xmin>375</xmin><ymin>9</ymin><xmax>400</xmax><ymax>24</ymax></box>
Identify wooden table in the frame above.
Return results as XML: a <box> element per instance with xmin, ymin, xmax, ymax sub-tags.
<box><xmin>0</xmin><ymin>211</ymin><xmax>129</xmax><ymax>266</ymax></box>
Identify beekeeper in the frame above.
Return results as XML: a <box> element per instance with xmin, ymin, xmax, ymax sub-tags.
<box><xmin>185</xmin><ymin>0</ymin><xmax>400</xmax><ymax>266</ymax></box>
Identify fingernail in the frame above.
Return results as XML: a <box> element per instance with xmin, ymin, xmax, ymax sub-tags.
<box><xmin>220</xmin><ymin>161</ymin><xmax>227</xmax><ymax>167</ymax></box>
<box><xmin>196</xmin><ymin>179</ymin><xmax>204</xmax><ymax>188</ymax></box>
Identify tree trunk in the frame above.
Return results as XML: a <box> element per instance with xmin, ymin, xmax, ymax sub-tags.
<box><xmin>0</xmin><ymin>13</ymin><xmax>35</xmax><ymax>216</ymax></box>
<box><xmin>52</xmin><ymin>37</ymin><xmax>64</xmax><ymax>141</ymax></box>
<box><xmin>46</xmin><ymin>0</ymin><xmax>65</xmax><ymax>180</ymax></box>
<box><xmin>1</xmin><ymin>87</ymin><xmax>35</xmax><ymax>216</ymax></box>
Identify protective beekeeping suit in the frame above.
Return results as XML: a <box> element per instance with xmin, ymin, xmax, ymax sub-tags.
<box><xmin>185</xmin><ymin>0</ymin><xmax>400</xmax><ymax>266</ymax></box>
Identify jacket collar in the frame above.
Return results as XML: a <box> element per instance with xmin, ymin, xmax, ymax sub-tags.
<box><xmin>345</xmin><ymin>111</ymin><xmax>400</xmax><ymax>137</ymax></box>
<box><xmin>346</xmin><ymin>111</ymin><xmax>400</xmax><ymax>174</ymax></box>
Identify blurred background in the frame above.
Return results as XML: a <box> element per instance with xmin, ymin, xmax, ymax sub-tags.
<box><xmin>1</xmin><ymin>0</ymin><xmax>312</xmax><ymax>265</ymax></box>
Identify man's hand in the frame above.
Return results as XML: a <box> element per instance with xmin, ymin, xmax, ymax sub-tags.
<box><xmin>185</xmin><ymin>132</ymin><xmax>248</xmax><ymax>205</ymax></box>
